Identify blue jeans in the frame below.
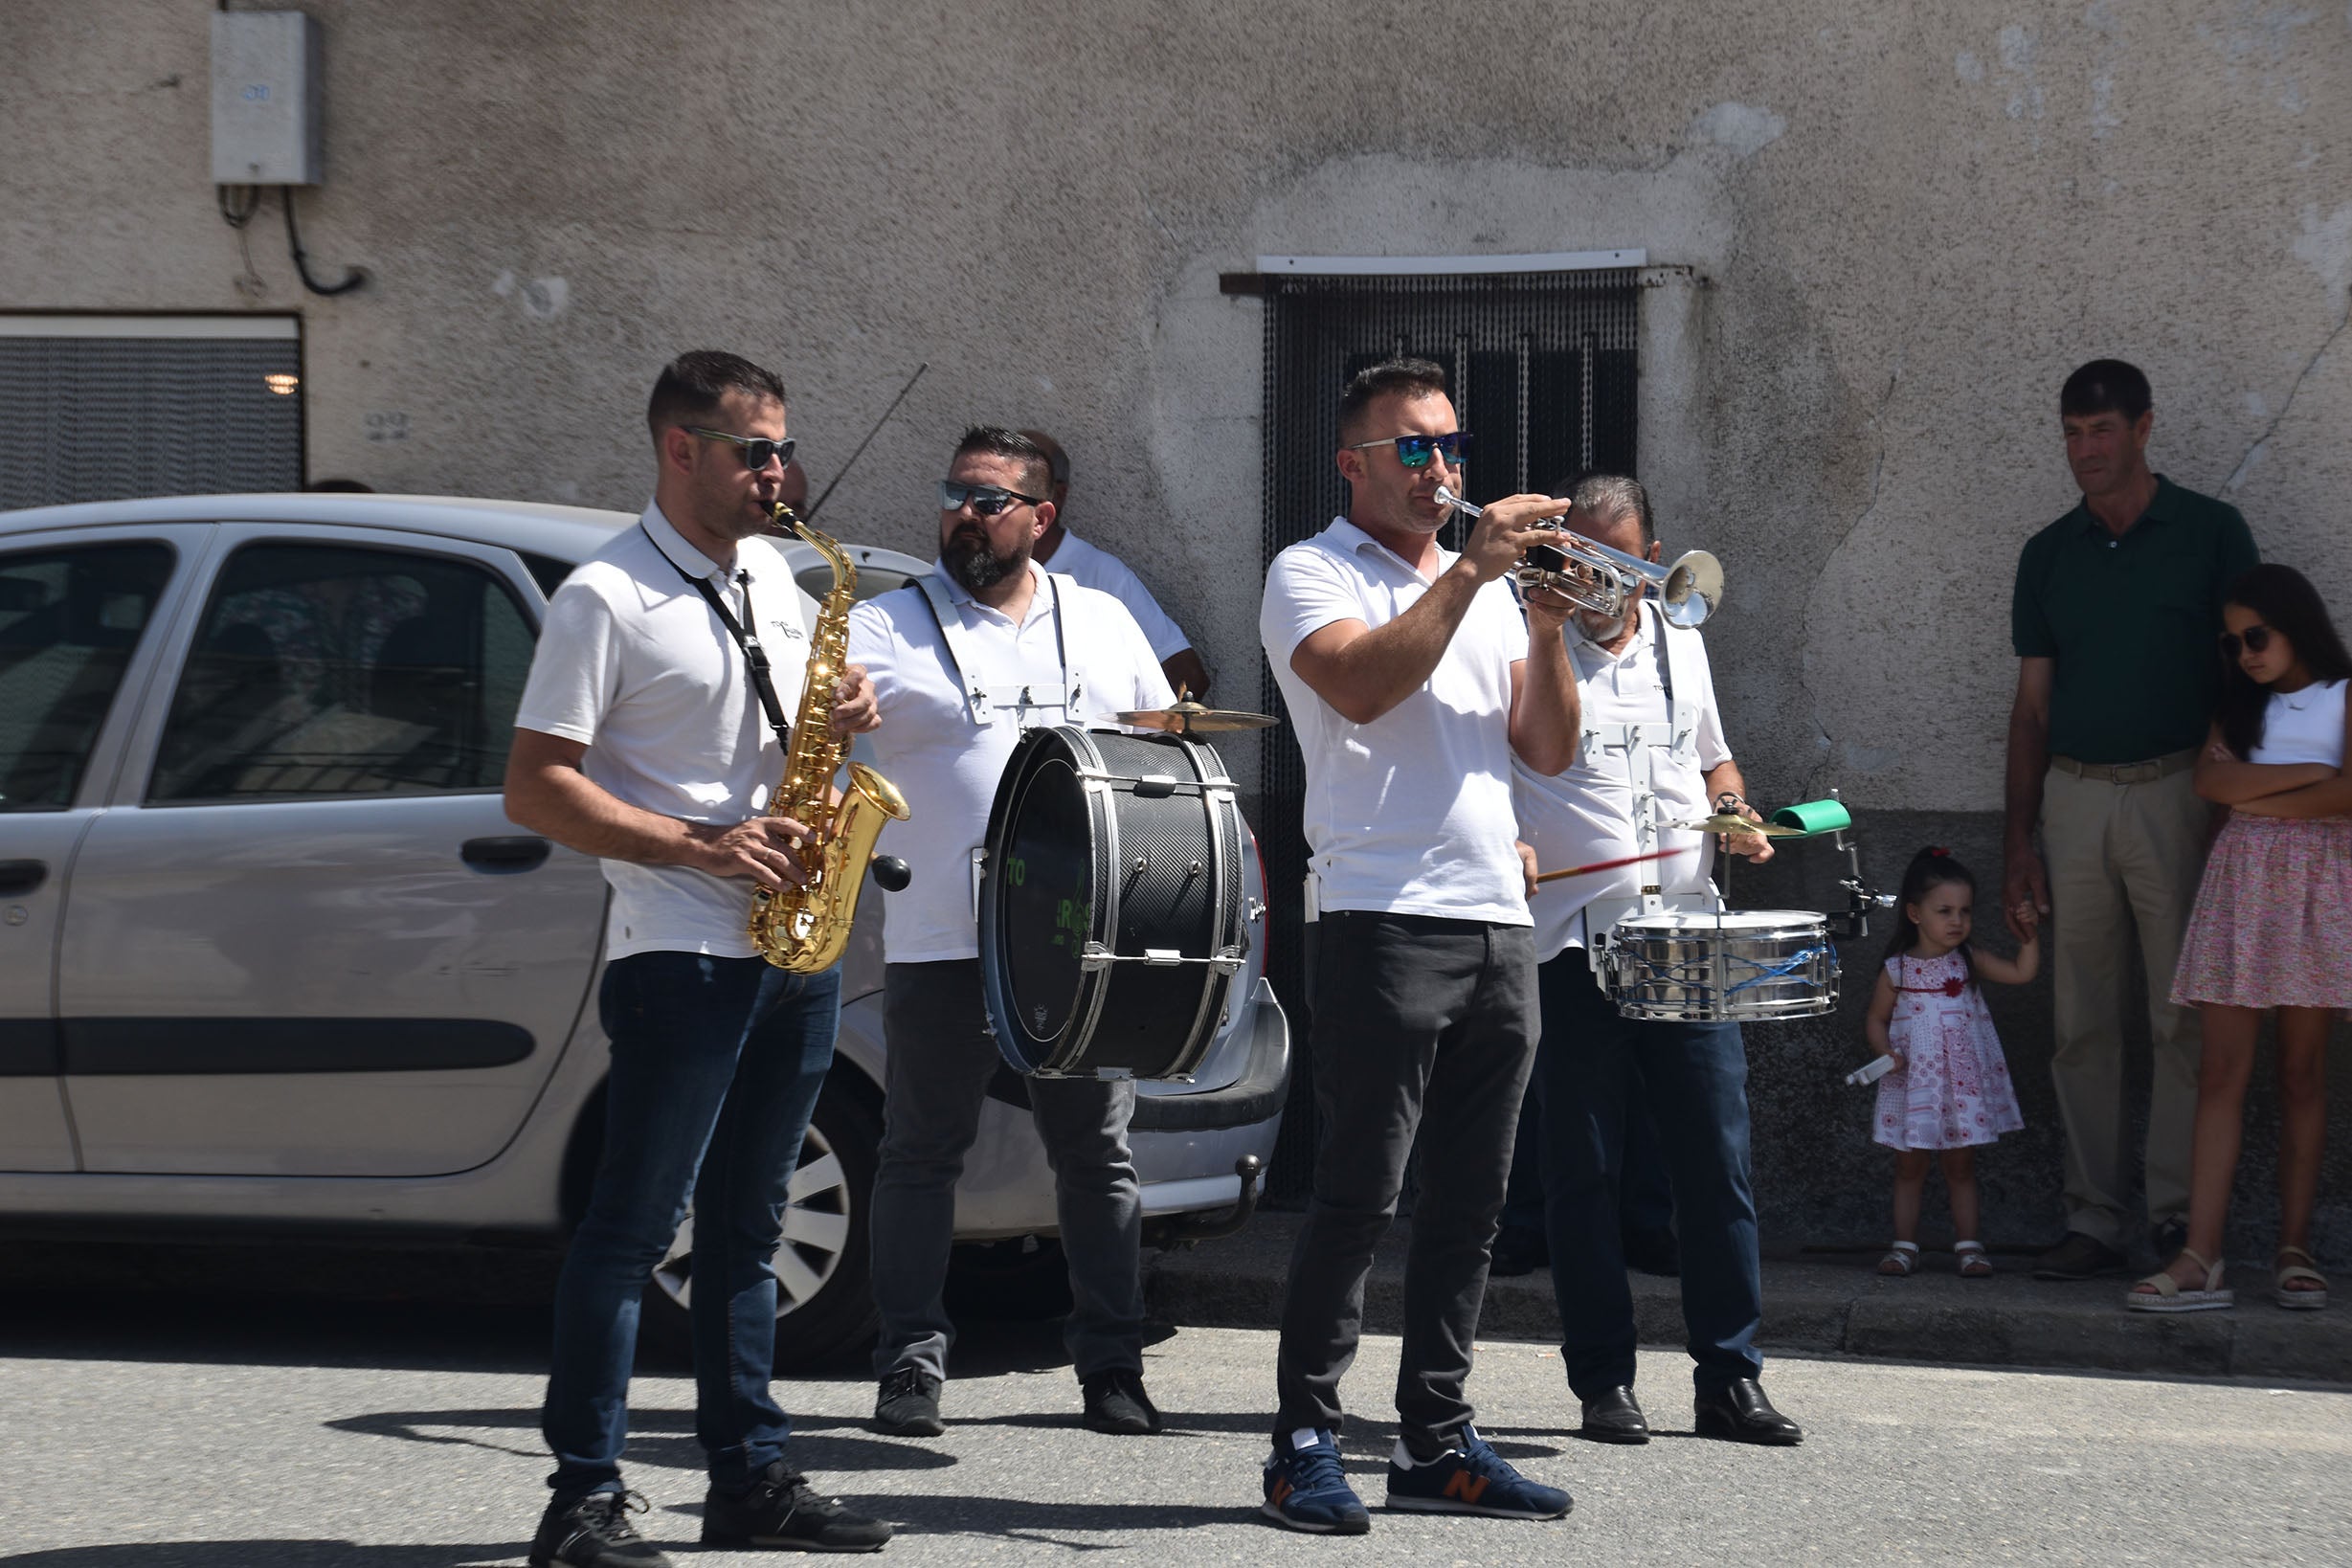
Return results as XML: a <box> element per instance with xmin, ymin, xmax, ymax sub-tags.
<box><xmin>1535</xmin><ymin>952</ymin><xmax>1763</xmax><ymax>1400</ymax></box>
<box><xmin>542</xmin><ymin>952</ymin><xmax>841</xmax><ymax>1501</ymax></box>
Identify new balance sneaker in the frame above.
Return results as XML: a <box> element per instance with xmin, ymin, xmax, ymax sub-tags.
<box><xmin>1081</xmin><ymin>1367</ymin><xmax>1164</xmax><ymax>1434</ymax></box>
<box><xmin>701</xmin><ymin>1460</ymin><xmax>892</xmax><ymax>1554</ymax></box>
<box><xmin>529</xmin><ymin>1490</ymin><xmax>672</xmax><ymax>1567</ymax></box>
<box><xmin>1385</xmin><ymin>1425</ymin><xmax>1572</xmax><ymax>1519</ymax></box>
<box><xmin>874</xmin><ymin>1365</ymin><xmax>945</xmax><ymax>1436</ymax></box>
<box><xmin>1261</xmin><ymin>1427</ymin><xmax>1372</xmax><ymax>1534</ymax></box>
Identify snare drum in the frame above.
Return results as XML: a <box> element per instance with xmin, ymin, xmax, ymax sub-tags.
<box><xmin>1599</xmin><ymin>908</ymin><xmax>1839</xmax><ymax>1022</ymax></box>
<box><xmin>976</xmin><ymin>725</ymin><xmax>1248</xmax><ymax>1079</ymax></box>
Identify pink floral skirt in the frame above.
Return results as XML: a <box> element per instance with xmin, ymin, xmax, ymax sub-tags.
<box><xmin>2171</xmin><ymin>814</ymin><xmax>2352</xmax><ymax>1010</ymax></box>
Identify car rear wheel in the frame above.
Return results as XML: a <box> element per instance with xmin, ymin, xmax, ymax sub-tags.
<box><xmin>641</xmin><ymin>1076</ymin><xmax>881</xmax><ymax>1373</ymax></box>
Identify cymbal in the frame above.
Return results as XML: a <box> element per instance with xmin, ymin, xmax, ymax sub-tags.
<box><xmin>1663</xmin><ymin>813</ymin><xmax>1808</xmax><ymax>837</ymax></box>
<box><xmin>1115</xmin><ymin>700</ymin><xmax>1280</xmax><ymax>734</ymax></box>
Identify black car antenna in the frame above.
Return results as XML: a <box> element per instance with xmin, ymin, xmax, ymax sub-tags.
<box><xmin>803</xmin><ymin>363</ymin><xmax>928</xmax><ymax>523</ymax></box>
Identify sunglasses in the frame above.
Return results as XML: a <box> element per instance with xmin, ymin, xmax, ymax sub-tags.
<box><xmin>1343</xmin><ymin>431</ymin><xmax>1473</xmax><ymax>468</ymax></box>
<box><xmin>685</xmin><ymin>427</ymin><xmax>796</xmax><ymax>471</ymax></box>
<box><xmin>938</xmin><ymin>481</ymin><xmax>1043</xmax><ymax>517</ymax></box>
<box><xmin>2219</xmin><ymin>625</ymin><xmax>2275</xmax><ymax>660</ymax></box>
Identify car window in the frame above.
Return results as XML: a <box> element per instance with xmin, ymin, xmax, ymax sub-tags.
<box><xmin>0</xmin><ymin>542</ymin><xmax>176</xmax><ymax>812</ymax></box>
<box><xmin>149</xmin><ymin>542</ymin><xmax>534</xmax><ymax>802</ymax></box>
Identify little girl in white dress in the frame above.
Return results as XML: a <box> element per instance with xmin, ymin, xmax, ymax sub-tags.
<box><xmin>1860</xmin><ymin>848</ymin><xmax>2037</xmax><ymax>1278</ymax></box>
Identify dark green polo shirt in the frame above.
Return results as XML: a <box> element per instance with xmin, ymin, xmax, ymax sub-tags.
<box><xmin>2010</xmin><ymin>475</ymin><xmax>2258</xmax><ymax>763</ymax></box>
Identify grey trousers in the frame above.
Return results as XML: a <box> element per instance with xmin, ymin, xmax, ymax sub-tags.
<box><xmin>1273</xmin><ymin>911</ymin><xmax>1540</xmax><ymax>1447</ymax></box>
<box><xmin>868</xmin><ymin>959</ymin><xmax>1144</xmax><ymax>1382</ymax></box>
<box><xmin>2042</xmin><ymin>764</ymin><xmax>2208</xmax><ymax>1247</ymax></box>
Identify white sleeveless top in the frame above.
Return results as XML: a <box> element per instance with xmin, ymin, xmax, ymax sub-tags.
<box><xmin>2248</xmin><ymin>678</ymin><xmax>2347</xmax><ymax>768</ymax></box>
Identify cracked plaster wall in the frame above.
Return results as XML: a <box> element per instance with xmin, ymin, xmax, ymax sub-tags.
<box><xmin>4</xmin><ymin>1</ymin><xmax>2348</xmax><ymax>1243</ymax></box>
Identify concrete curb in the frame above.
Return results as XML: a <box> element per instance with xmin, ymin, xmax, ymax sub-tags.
<box><xmin>1146</xmin><ymin>1212</ymin><xmax>2351</xmax><ymax>1384</ymax></box>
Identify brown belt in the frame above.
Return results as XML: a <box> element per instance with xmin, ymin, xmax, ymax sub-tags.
<box><xmin>2049</xmin><ymin>748</ymin><xmax>2198</xmax><ymax>784</ymax></box>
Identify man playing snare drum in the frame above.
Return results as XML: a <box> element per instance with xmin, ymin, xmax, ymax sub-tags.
<box><xmin>845</xmin><ymin>426</ymin><xmax>1175</xmax><ymax>1439</ymax></box>
<box><xmin>1510</xmin><ymin>473</ymin><xmax>1800</xmax><ymax>1448</ymax></box>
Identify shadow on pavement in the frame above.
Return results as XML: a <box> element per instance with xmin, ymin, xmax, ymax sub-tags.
<box><xmin>325</xmin><ymin>1405</ymin><xmax>953</xmax><ymax>1475</ymax></box>
<box><xmin>1</xmin><ymin>1545</ymin><xmax>525</xmax><ymax>1567</ymax></box>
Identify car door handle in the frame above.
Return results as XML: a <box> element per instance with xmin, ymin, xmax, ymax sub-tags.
<box><xmin>460</xmin><ymin>837</ymin><xmax>551</xmax><ymax>873</ymax></box>
<box><xmin>0</xmin><ymin>860</ymin><xmax>47</xmax><ymax>896</ymax></box>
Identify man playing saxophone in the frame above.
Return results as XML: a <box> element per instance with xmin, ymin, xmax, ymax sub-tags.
<box><xmin>506</xmin><ymin>350</ymin><xmax>892</xmax><ymax>1563</ymax></box>
<box><xmin>847</xmin><ymin>426</ymin><xmax>1176</xmax><ymax>1440</ymax></box>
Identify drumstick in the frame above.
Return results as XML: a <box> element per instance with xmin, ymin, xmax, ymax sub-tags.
<box><xmin>1531</xmin><ymin>846</ymin><xmax>1691</xmax><ymax>889</ymax></box>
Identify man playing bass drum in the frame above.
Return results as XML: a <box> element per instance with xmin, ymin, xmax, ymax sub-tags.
<box><xmin>846</xmin><ymin>426</ymin><xmax>1175</xmax><ymax>1439</ymax></box>
<box><xmin>1509</xmin><ymin>473</ymin><xmax>1801</xmax><ymax>1449</ymax></box>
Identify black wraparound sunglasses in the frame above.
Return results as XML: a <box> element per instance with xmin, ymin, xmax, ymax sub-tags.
<box><xmin>685</xmin><ymin>427</ymin><xmax>796</xmax><ymax>471</ymax></box>
<box><xmin>2219</xmin><ymin>625</ymin><xmax>2274</xmax><ymax>660</ymax></box>
<box><xmin>938</xmin><ymin>481</ymin><xmax>1043</xmax><ymax>517</ymax></box>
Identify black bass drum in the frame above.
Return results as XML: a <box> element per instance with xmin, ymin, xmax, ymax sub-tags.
<box><xmin>978</xmin><ymin>725</ymin><xmax>1248</xmax><ymax>1079</ymax></box>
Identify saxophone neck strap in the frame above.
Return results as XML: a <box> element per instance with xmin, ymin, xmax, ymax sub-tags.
<box><xmin>645</xmin><ymin>525</ymin><xmax>792</xmax><ymax>748</ymax></box>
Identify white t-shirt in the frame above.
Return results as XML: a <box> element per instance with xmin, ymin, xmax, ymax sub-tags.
<box><xmin>513</xmin><ymin>502</ymin><xmax>817</xmax><ymax>960</ymax></box>
<box><xmin>1512</xmin><ymin>605</ymin><xmax>1734</xmax><ymax>962</ymax></box>
<box><xmin>1261</xmin><ymin>517</ymin><xmax>1532</xmax><ymax>925</ymax></box>
<box><xmin>2248</xmin><ymin>678</ymin><xmax>2347</xmax><ymax>768</ymax></box>
<box><xmin>846</xmin><ymin>561</ymin><xmax>1176</xmax><ymax>964</ymax></box>
<box><xmin>1040</xmin><ymin>529</ymin><xmax>1193</xmax><ymax>663</ymax></box>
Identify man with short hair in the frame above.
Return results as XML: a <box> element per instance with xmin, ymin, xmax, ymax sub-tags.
<box><xmin>2005</xmin><ymin>358</ymin><xmax>2259</xmax><ymax>1281</ymax></box>
<box><xmin>1023</xmin><ymin>428</ymin><xmax>1215</xmax><ymax>700</ymax></box>
<box><xmin>507</xmin><ymin>349</ymin><xmax>892</xmax><ymax>1563</ymax></box>
<box><xmin>848</xmin><ymin>426</ymin><xmax>1176</xmax><ymax>1439</ymax></box>
<box><xmin>1512</xmin><ymin>473</ymin><xmax>1798</xmax><ymax>1448</ymax></box>
<box><xmin>1257</xmin><ymin>358</ymin><xmax>1580</xmax><ymax>1534</ymax></box>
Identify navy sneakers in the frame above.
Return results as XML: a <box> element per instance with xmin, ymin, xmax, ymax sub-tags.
<box><xmin>1261</xmin><ymin>1428</ymin><xmax>1372</xmax><ymax>1534</ymax></box>
<box><xmin>1384</xmin><ymin>1425</ymin><xmax>1573</xmax><ymax>1519</ymax></box>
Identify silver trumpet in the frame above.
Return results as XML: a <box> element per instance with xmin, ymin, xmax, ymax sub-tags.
<box><xmin>1435</xmin><ymin>485</ymin><xmax>1724</xmax><ymax>628</ymax></box>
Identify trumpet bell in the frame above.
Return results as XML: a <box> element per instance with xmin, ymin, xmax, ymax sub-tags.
<box><xmin>1658</xmin><ymin>549</ymin><xmax>1723</xmax><ymax>628</ymax></box>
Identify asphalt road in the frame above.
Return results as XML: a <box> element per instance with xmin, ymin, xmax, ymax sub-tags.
<box><xmin>3</xmin><ymin>1284</ymin><xmax>2349</xmax><ymax>1567</ymax></box>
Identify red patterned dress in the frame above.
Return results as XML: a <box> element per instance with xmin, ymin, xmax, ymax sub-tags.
<box><xmin>1872</xmin><ymin>952</ymin><xmax>2026</xmax><ymax>1151</ymax></box>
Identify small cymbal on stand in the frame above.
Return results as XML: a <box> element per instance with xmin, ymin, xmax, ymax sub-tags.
<box><xmin>1662</xmin><ymin>813</ymin><xmax>1808</xmax><ymax>837</ymax></box>
<box><xmin>1115</xmin><ymin>700</ymin><xmax>1280</xmax><ymax>735</ymax></box>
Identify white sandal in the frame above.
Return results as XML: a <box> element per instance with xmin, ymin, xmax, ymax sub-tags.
<box><xmin>1955</xmin><ymin>1240</ymin><xmax>1993</xmax><ymax>1278</ymax></box>
<box><xmin>1877</xmin><ymin>1241</ymin><xmax>1919</xmax><ymax>1277</ymax></box>
<box><xmin>2125</xmin><ymin>1246</ymin><xmax>2232</xmax><ymax>1312</ymax></box>
<box><xmin>2274</xmin><ymin>1246</ymin><xmax>2329</xmax><ymax>1310</ymax></box>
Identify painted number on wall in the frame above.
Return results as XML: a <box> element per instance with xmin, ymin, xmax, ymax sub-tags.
<box><xmin>366</xmin><ymin>412</ymin><xmax>410</xmax><ymax>444</ymax></box>
<box><xmin>241</xmin><ymin>83</ymin><xmax>272</xmax><ymax>101</ymax></box>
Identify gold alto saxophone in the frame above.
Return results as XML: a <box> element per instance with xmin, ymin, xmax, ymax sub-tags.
<box><xmin>749</xmin><ymin>502</ymin><xmax>911</xmax><ymax>972</ymax></box>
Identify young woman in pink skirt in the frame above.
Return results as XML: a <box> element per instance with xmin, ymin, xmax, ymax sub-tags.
<box><xmin>2129</xmin><ymin>564</ymin><xmax>2351</xmax><ymax>1313</ymax></box>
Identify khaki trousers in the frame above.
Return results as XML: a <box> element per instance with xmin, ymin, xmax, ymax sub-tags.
<box><xmin>2040</xmin><ymin>765</ymin><xmax>2207</xmax><ymax>1249</ymax></box>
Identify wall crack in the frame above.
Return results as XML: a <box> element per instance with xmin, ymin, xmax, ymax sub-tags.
<box><xmin>2226</xmin><ymin>287</ymin><xmax>2352</xmax><ymax>494</ymax></box>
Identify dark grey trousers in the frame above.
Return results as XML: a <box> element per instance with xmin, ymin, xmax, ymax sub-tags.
<box><xmin>868</xmin><ymin>959</ymin><xmax>1144</xmax><ymax>1382</ymax></box>
<box><xmin>1273</xmin><ymin>911</ymin><xmax>1540</xmax><ymax>1447</ymax></box>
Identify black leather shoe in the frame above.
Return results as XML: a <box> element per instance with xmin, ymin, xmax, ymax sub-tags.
<box><xmin>1081</xmin><ymin>1367</ymin><xmax>1164</xmax><ymax>1434</ymax></box>
<box><xmin>2032</xmin><ymin>1232</ymin><xmax>2130</xmax><ymax>1281</ymax></box>
<box><xmin>1579</xmin><ymin>1385</ymin><xmax>1650</xmax><ymax>1445</ymax></box>
<box><xmin>874</xmin><ymin>1366</ymin><xmax>945</xmax><ymax>1436</ymax></box>
<box><xmin>1693</xmin><ymin>1379</ymin><xmax>1803</xmax><ymax>1445</ymax></box>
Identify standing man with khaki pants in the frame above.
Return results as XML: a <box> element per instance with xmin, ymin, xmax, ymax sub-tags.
<box><xmin>2005</xmin><ymin>358</ymin><xmax>2259</xmax><ymax>1281</ymax></box>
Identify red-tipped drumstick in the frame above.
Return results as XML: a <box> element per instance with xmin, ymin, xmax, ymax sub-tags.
<box><xmin>1530</xmin><ymin>845</ymin><xmax>1691</xmax><ymax>889</ymax></box>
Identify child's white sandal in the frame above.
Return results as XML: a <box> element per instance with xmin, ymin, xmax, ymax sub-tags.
<box><xmin>1877</xmin><ymin>1241</ymin><xmax>1919</xmax><ymax>1277</ymax></box>
<box><xmin>1955</xmin><ymin>1240</ymin><xmax>1993</xmax><ymax>1278</ymax></box>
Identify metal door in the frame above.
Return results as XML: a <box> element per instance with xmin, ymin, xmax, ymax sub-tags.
<box><xmin>1257</xmin><ymin>269</ymin><xmax>1642</xmax><ymax>1198</ymax></box>
<box><xmin>56</xmin><ymin>524</ymin><xmax>609</xmax><ymax>1176</ymax></box>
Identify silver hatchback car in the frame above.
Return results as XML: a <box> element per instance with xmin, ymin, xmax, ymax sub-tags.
<box><xmin>0</xmin><ymin>494</ymin><xmax>1287</xmax><ymax>1363</ymax></box>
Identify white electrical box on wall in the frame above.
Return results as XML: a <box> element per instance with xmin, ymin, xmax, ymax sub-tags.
<box><xmin>212</xmin><ymin>11</ymin><xmax>323</xmax><ymax>185</ymax></box>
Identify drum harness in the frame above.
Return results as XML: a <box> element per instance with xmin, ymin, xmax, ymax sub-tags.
<box><xmin>1577</xmin><ymin>599</ymin><xmax>1829</xmax><ymax>998</ymax></box>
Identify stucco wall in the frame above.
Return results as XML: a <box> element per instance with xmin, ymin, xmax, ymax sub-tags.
<box><xmin>5</xmin><ymin>1</ymin><xmax>2347</xmax><ymax>1249</ymax></box>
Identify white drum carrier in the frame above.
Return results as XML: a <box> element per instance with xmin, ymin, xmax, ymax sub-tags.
<box><xmin>1580</xmin><ymin>605</ymin><xmax>1840</xmax><ymax>1023</ymax></box>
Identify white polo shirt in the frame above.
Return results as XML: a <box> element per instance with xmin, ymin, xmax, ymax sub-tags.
<box><xmin>1512</xmin><ymin>604</ymin><xmax>1732</xmax><ymax>961</ymax></box>
<box><xmin>1042</xmin><ymin>528</ymin><xmax>1194</xmax><ymax>663</ymax></box>
<box><xmin>514</xmin><ymin>502</ymin><xmax>817</xmax><ymax>960</ymax></box>
<box><xmin>1261</xmin><ymin>517</ymin><xmax>1532</xmax><ymax>925</ymax></box>
<box><xmin>846</xmin><ymin>560</ymin><xmax>1175</xmax><ymax>965</ymax></box>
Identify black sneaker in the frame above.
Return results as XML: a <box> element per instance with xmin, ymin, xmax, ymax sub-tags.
<box><xmin>874</xmin><ymin>1365</ymin><xmax>945</xmax><ymax>1436</ymax></box>
<box><xmin>702</xmin><ymin>1460</ymin><xmax>892</xmax><ymax>1554</ymax></box>
<box><xmin>1081</xmin><ymin>1367</ymin><xmax>1164</xmax><ymax>1434</ymax></box>
<box><xmin>530</xmin><ymin>1490</ymin><xmax>672</xmax><ymax>1568</ymax></box>
<box><xmin>2032</xmin><ymin>1232</ymin><xmax>2130</xmax><ymax>1280</ymax></box>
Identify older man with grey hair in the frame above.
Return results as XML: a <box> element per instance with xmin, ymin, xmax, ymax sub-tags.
<box><xmin>1511</xmin><ymin>472</ymin><xmax>1800</xmax><ymax>1449</ymax></box>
